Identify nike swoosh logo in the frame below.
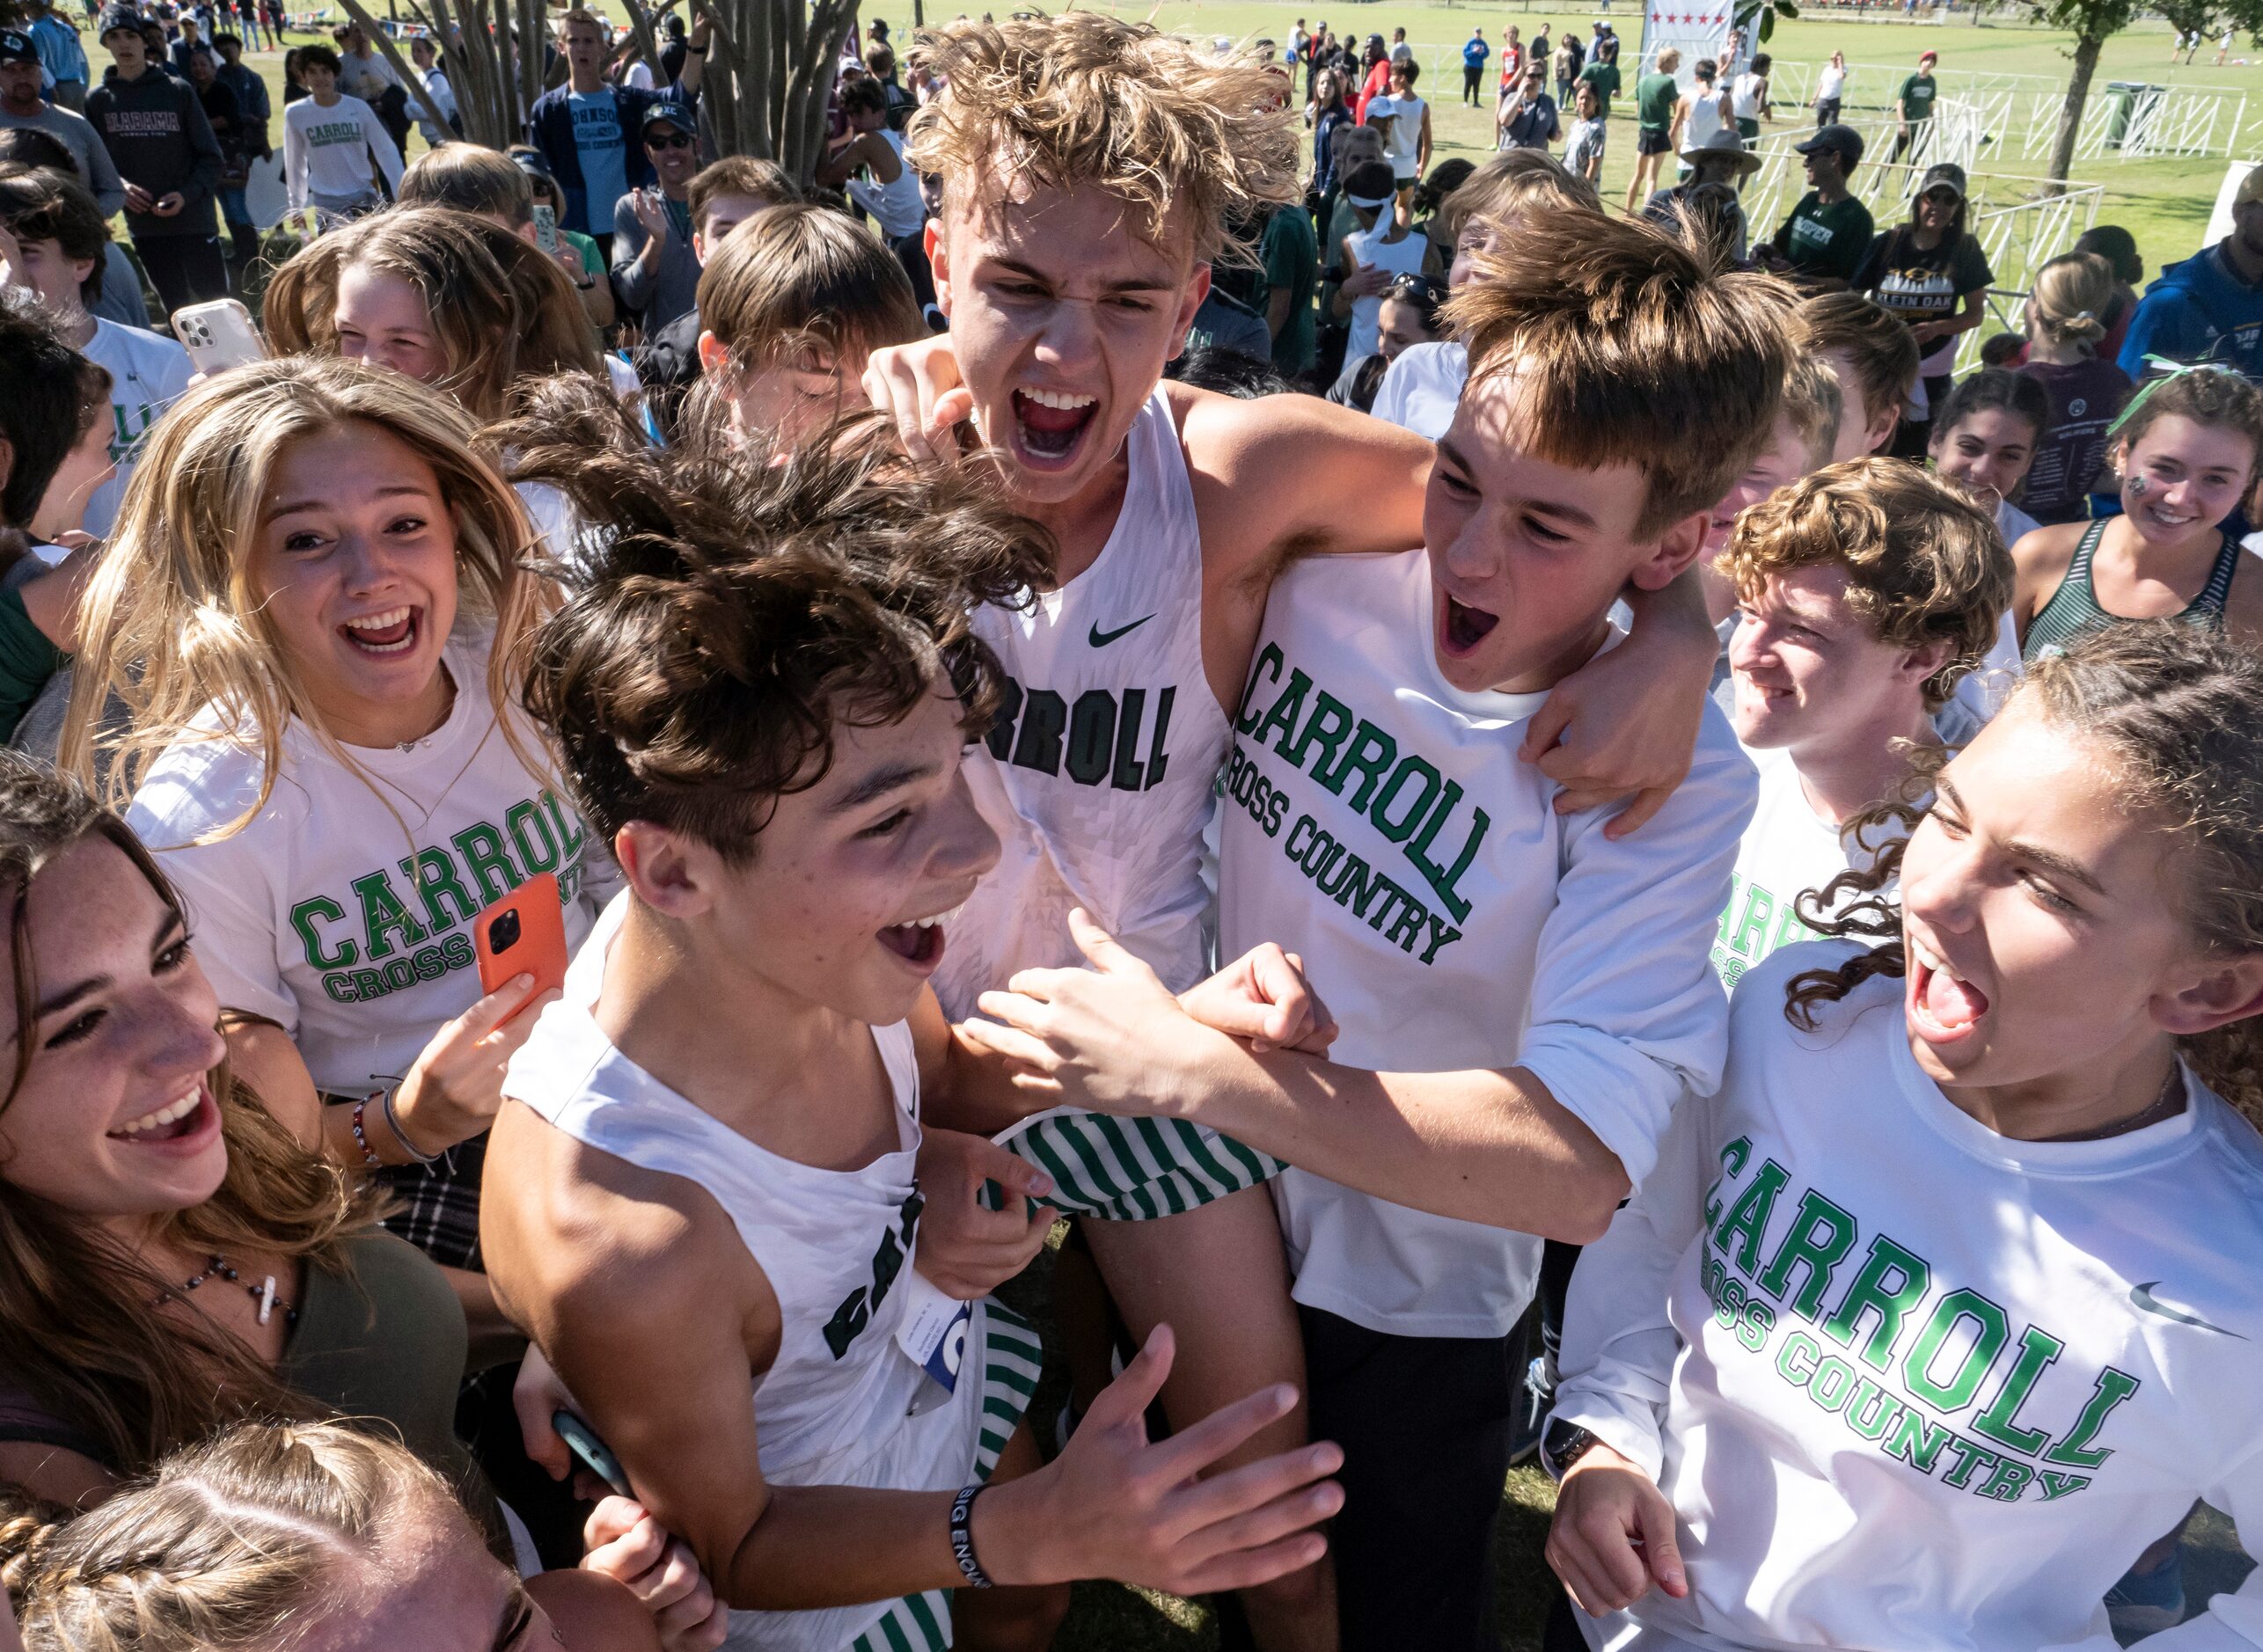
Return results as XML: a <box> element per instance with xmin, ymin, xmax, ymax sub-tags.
<box><xmin>1088</xmin><ymin>614</ymin><xmax>1155</xmax><ymax>648</ymax></box>
<box><xmin>2131</xmin><ymin>1281</ymin><xmax>2247</xmax><ymax>1340</ymax></box>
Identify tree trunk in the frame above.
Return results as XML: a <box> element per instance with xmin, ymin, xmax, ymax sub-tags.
<box><xmin>2046</xmin><ymin>28</ymin><xmax>2101</xmax><ymax>194</ymax></box>
<box><xmin>333</xmin><ymin>0</ymin><xmax>463</xmax><ymax>144</ymax></box>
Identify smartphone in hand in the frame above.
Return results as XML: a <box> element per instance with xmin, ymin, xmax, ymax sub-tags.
<box><xmin>472</xmin><ymin>872</ymin><xmax>569</xmax><ymax>1010</ymax></box>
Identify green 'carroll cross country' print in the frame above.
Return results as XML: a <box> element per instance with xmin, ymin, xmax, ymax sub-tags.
<box><xmin>1700</xmin><ymin>1132</ymin><xmax>2140</xmax><ymax>1503</ymax></box>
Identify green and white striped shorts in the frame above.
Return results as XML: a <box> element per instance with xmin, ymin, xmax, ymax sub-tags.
<box><xmin>1000</xmin><ymin>1109</ymin><xmax>1284</xmax><ymax>1222</ymax></box>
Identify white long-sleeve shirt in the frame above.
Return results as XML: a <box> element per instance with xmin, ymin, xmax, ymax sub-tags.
<box><xmin>1219</xmin><ymin>548</ymin><xmax>1757</xmax><ymax>1337</ymax></box>
<box><xmin>1554</xmin><ymin>940</ymin><xmax>2263</xmax><ymax>1652</ymax></box>
<box><xmin>282</xmin><ymin>92</ymin><xmax>403</xmax><ymax>208</ymax></box>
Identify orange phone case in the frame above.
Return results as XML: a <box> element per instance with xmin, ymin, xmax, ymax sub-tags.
<box><xmin>472</xmin><ymin>872</ymin><xmax>569</xmax><ymax>1002</ymax></box>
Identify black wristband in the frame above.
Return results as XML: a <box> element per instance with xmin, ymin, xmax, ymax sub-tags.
<box><xmin>688</xmin><ymin>42</ymin><xmax>707</xmax><ymax>54</ymax></box>
<box><xmin>948</xmin><ymin>1484</ymin><xmax>992</xmax><ymax>1589</ymax></box>
<box><xmin>1542</xmin><ymin>1418</ymin><xmax>1602</xmax><ymax>1481</ymax></box>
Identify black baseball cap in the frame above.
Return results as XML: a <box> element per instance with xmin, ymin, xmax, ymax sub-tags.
<box><xmin>1796</xmin><ymin>123</ymin><xmax>1864</xmax><ymax>166</ymax></box>
<box><xmin>0</xmin><ymin>29</ymin><xmax>37</xmax><ymax>63</ymax></box>
<box><xmin>641</xmin><ymin>100</ymin><xmax>693</xmax><ymax>137</ymax></box>
<box><xmin>1918</xmin><ymin>161</ymin><xmax>1967</xmax><ymax>201</ymax></box>
<box><xmin>96</xmin><ymin>4</ymin><xmax>143</xmax><ymax>39</ymax></box>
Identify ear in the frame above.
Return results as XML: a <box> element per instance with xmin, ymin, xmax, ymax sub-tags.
<box><xmin>70</xmin><ymin>256</ymin><xmax>96</xmax><ymax>289</ymax></box>
<box><xmin>1173</xmin><ymin>261</ymin><xmax>1213</xmax><ymax>342</ymax></box>
<box><xmin>1900</xmin><ymin>637</ymin><xmax>1957</xmax><ymax>690</ymax></box>
<box><xmin>925</xmin><ymin>217</ymin><xmax>952</xmax><ymax>319</ymax></box>
<box><xmin>2155</xmin><ymin>953</ymin><xmax>2263</xmax><ymax>1037</ymax></box>
<box><xmin>692</xmin><ymin>228</ymin><xmax>708</xmax><ymax>265</ymax></box>
<box><xmin>612</xmin><ymin>820</ymin><xmax>716</xmax><ymax>920</ymax></box>
<box><xmin>696</xmin><ymin>328</ymin><xmax>729</xmax><ymax>374</ymax></box>
<box><xmin>1866</xmin><ymin>398</ymin><xmax>1900</xmax><ymax>456</ymax></box>
<box><xmin>1629</xmin><ymin>508</ymin><xmax>1710</xmax><ymax>592</ymax></box>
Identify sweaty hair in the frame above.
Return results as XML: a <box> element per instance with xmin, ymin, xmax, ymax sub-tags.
<box><xmin>1717</xmin><ymin>457</ymin><xmax>2011</xmax><ymax>707</ymax></box>
<box><xmin>689</xmin><ymin>155</ymin><xmax>796</xmax><ymax>233</ymax></box>
<box><xmin>2</xmin><ymin>1421</ymin><xmax>481</xmax><ymax>1650</ymax></box>
<box><xmin>262</xmin><ymin>206</ymin><xmax>603</xmax><ymax>422</ymax></box>
<box><xmin>696</xmin><ymin>201</ymin><xmax>923</xmax><ymax>375</ymax></box>
<box><xmin>508</xmin><ymin>410</ymin><xmax>1054</xmax><ymax>862</ymax></box>
<box><xmin>2113</xmin><ymin>364</ymin><xmax>2263</xmax><ymax>484</ymax></box>
<box><xmin>297</xmin><ymin>42</ymin><xmax>341</xmax><ymax>74</ymax></box>
<box><xmin>1785</xmin><ymin>624</ymin><xmax>2263</xmax><ymax>1124</ymax></box>
<box><xmin>397</xmin><ymin>144</ymin><xmax>536</xmax><ymax>230</ymax></box>
<box><xmin>1445</xmin><ymin>204</ymin><xmax>1791</xmax><ymax>537</ymax></box>
<box><xmin>906</xmin><ymin>11</ymin><xmax>1301</xmax><ymax>266</ymax></box>
<box><xmin>1796</xmin><ymin>290</ymin><xmax>1920</xmax><ymax>431</ymax></box>
<box><xmin>1439</xmin><ymin>148</ymin><xmax>1600</xmax><ymax>245</ymax></box>
<box><xmin>2027</xmin><ymin>250</ymin><xmax>2115</xmax><ymax>355</ymax></box>
<box><xmin>0</xmin><ymin>165</ymin><xmax>109</xmax><ymax>307</ymax></box>
<box><xmin>840</xmin><ymin>75</ymin><xmax>887</xmax><ymax>116</ymax></box>
<box><xmin>0</xmin><ymin>758</ymin><xmax>384</xmax><ymax>1479</ymax></box>
<box><xmin>1930</xmin><ymin>366</ymin><xmax>2050</xmax><ymax>452</ymax></box>
<box><xmin>0</xmin><ymin>294</ymin><xmax>107</xmax><ymax>530</ymax></box>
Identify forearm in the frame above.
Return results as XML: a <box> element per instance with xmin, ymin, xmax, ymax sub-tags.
<box><xmin>723</xmin><ymin>1485</ymin><xmax>963</xmax><ymax>1609</ymax></box>
<box><xmin>611</xmin><ymin>235</ymin><xmax>656</xmax><ymax>304</ymax></box>
<box><xmin>1164</xmin><ymin>1033</ymin><xmax>1628</xmax><ymax>1239</ymax></box>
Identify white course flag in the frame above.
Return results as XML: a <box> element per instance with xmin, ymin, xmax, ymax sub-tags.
<box><xmin>1637</xmin><ymin>0</ymin><xmax>1732</xmax><ymax>86</ymax></box>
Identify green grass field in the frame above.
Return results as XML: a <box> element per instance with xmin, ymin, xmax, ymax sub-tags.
<box><xmin>233</xmin><ymin>1</ymin><xmax>2259</xmax><ymax>280</ymax></box>
<box><xmin>184</xmin><ymin>8</ymin><xmax>2252</xmax><ymax>1643</ymax></box>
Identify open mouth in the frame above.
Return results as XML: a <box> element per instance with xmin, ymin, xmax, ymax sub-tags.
<box><xmin>340</xmin><ymin>605</ymin><xmax>421</xmax><ymax>657</ymax></box>
<box><xmin>1908</xmin><ymin>933</ymin><xmax>1990</xmax><ymax>1043</ymax></box>
<box><xmin>1011</xmin><ymin>388</ymin><xmax>1099</xmax><ymax>466</ymax></box>
<box><xmin>108</xmin><ymin>1080</ymin><xmax>216</xmax><ymax>1146</ymax></box>
<box><xmin>2141</xmin><ymin>503</ymin><xmax>2200</xmax><ymax>531</ymax></box>
<box><xmin>1437</xmin><ymin>589</ymin><xmax>1501</xmax><ymax>658</ymax></box>
<box><xmin>876</xmin><ymin>901</ymin><xmax>966</xmax><ymax>976</ymax></box>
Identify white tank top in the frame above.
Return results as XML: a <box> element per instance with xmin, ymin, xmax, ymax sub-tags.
<box><xmin>848</xmin><ymin>128</ymin><xmax>925</xmax><ymax>239</ymax></box>
<box><xmin>1343</xmin><ymin>223</ymin><xmax>1431</xmax><ymax>368</ymax></box>
<box><xmin>935</xmin><ymin>385</ymin><xmax>1230</xmax><ymax>1017</ymax></box>
<box><xmin>1687</xmin><ymin>87</ymin><xmax>1729</xmax><ymax>148</ymax></box>
<box><xmin>506</xmin><ymin>896</ymin><xmax>933</xmax><ymax>1486</ymax></box>
<box><xmin>1732</xmin><ymin>70</ymin><xmax>1763</xmax><ymax>118</ymax></box>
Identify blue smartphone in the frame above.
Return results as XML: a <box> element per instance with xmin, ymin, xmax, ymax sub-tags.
<box><xmin>553</xmin><ymin>1409</ymin><xmax>632</xmax><ymax>1497</ymax></box>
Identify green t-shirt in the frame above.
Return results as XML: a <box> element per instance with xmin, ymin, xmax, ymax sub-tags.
<box><xmin>1899</xmin><ymin>71</ymin><xmax>1937</xmax><ymax>122</ymax></box>
<box><xmin>562</xmin><ymin>227</ymin><xmax>604</xmax><ymax>282</ymax></box>
<box><xmin>1770</xmin><ymin>191</ymin><xmax>1875</xmax><ymax>283</ymax></box>
<box><xmin>1578</xmin><ymin>60</ymin><xmax>1621</xmax><ymax>108</ymax></box>
<box><xmin>1637</xmin><ymin>69</ymin><xmax>1678</xmax><ymax>133</ymax></box>
<box><xmin>1260</xmin><ymin>201</ymin><xmax>1319</xmax><ymax>377</ymax></box>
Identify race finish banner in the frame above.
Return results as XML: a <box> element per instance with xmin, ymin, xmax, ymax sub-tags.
<box><xmin>1637</xmin><ymin>0</ymin><xmax>1735</xmax><ymax>86</ymax></box>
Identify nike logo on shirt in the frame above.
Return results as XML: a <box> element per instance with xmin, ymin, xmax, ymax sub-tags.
<box><xmin>2130</xmin><ymin>1281</ymin><xmax>2246</xmax><ymax>1339</ymax></box>
<box><xmin>1088</xmin><ymin>615</ymin><xmax>1155</xmax><ymax>648</ymax></box>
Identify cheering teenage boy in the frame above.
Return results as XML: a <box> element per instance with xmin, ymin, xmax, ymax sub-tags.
<box><xmin>484</xmin><ymin>419</ymin><xmax>1347</xmax><ymax>1652</ymax></box>
<box><xmin>865</xmin><ymin>30</ymin><xmax>1723</xmax><ymax>1642</ymax></box>
<box><xmin>963</xmin><ymin>206</ymin><xmax>1785</xmax><ymax>1648</ymax></box>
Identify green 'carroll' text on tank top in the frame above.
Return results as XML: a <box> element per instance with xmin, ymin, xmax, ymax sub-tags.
<box><xmin>2021</xmin><ymin>517</ymin><xmax>2242</xmax><ymax>662</ymax></box>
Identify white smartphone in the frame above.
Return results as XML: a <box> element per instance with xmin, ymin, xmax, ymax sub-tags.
<box><xmin>532</xmin><ymin>201</ymin><xmax>559</xmax><ymax>253</ymax></box>
<box><xmin>172</xmin><ymin>298</ymin><xmax>267</xmax><ymax>376</ymax></box>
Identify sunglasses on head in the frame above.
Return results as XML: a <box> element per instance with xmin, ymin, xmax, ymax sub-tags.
<box><xmin>647</xmin><ymin>130</ymin><xmax>693</xmax><ymax>150</ymax></box>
